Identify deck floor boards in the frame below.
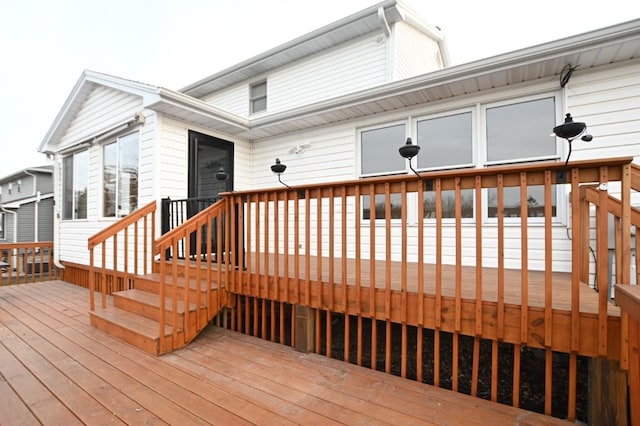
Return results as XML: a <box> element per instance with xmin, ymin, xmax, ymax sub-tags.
<box><xmin>0</xmin><ymin>280</ymin><xmax>571</xmax><ymax>425</ymax></box>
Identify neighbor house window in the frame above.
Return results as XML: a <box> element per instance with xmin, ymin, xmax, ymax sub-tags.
<box><xmin>485</xmin><ymin>97</ymin><xmax>558</xmax><ymax>218</ymax></box>
<box><xmin>62</xmin><ymin>150</ymin><xmax>89</xmax><ymax>220</ymax></box>
<box><xmin>0</xmin><ymin>212</ymin><xmax>5</xmax><ymax>239</ymax></box>
<box><xmin>103</xmin><ymin>132</ymin><xmax>139</xmax><ymax>218</ymax></box>
<box><xmin>250</xmin><ymin>80</ymin><xmax>267</xmax><ymax>114</ymax></box>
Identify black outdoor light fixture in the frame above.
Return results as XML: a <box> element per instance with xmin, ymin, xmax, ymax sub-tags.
<box><xmin>399</xmin><ymin>137</ymin><xmax>421</xmax><ymax>178</ymax></box>
<box><xmin>398</xmin><ymin>137</ymin><xmax>433</xmax><ymax>190</ymax></box>
<box><xmin>215</xmin><ymin>166</ymin><xmax>228</xmax><ymax>181</ymax></box>
<box><xmin>270</xmin><ymin>158</ymin><xmax>293</xmax><ymax>189</ymax></box>
<box><xmin>553</xmin><ymin>113</ymin><xmax>593</xmax><ymax>168</ymax></box>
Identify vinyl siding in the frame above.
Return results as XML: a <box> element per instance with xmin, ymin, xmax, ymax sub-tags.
<box><xmin>202</xmin><ymin>33</ymin><xmax>388</xmax><ymax>117</ymax></box>
<box><xmin>17</xmin><ymin>203</ymin><xmax>34</xmax><ymax>242</ymax></box>
<box><xmin>392</xmin><ymin>21</ymin><xmax>444</xmax><ymax>80</ymax></box>
<box><xmin>156</xmin><ymin>115</ymin><xmax>252</xmax><ymax>199</ymax></box>
<box><xmin>58</xmin><ymin>85</ymin><xmax>142</xmax><ymax>148</ymax></box>
<box><xmin>38</xmin><ymin>197</ymin><xmax>54</xmax><ymax>242</ymax></box>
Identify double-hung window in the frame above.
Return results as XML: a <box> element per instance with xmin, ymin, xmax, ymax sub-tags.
<box><xmin>250</xmin><ymin>80</ymin><xmax>267</xmax><ymax>114</ymax></box>
<box><xmin>62</xmin><ymin>150</ymin><xmax>89</xmax><ymax>220</ymax></box>
<box><xmin>103</xmin><ymin>132</ymin><xmax>139</xmax><ymax>218</ymax></box>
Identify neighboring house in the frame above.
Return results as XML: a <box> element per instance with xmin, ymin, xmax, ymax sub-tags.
<box><xmin>38</xmin><ymin>0</ymin><xmax>640</xmax><ymax>274</ymax></box>
<box><xmin>0</xmin><ymin>166</ymin><xmax>54</xmax><ymax>244</ymax></box>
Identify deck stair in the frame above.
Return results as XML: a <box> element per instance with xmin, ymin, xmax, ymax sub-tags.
<box><xmin>89</xmin><ymin>269</ymin><xmax>223</xmax><ymax>356</ymax></box>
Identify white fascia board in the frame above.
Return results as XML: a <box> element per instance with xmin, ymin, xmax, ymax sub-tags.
<box><xmin>145</xmin><ymin>89</ymin><xmax>250</xmax><ymax>131</ymax></box>
<box><xmin>0</xmin><ymin>193</ymin><xmax>53</xmax><ymax>209</ymax></box>
<box><xmin>250</xmin><ymin>18</ymin><xmax>640</xmax><ymax>129</ymax></box>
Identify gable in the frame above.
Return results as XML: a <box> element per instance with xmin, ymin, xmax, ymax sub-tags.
<box><xmin>56</xmin><ymin>85</ymin><xmax>143</xmax><ymax>150</ymax></box>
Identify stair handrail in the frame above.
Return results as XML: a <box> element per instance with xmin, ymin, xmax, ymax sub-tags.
<box><xmin>88</xmin><ymin>200</ymin><xmax>157</xmax><ymax>311</ymax></box>
<box><xmin>614</xmin><ymin>284</ymin><xmax>640</xmax><ymax>426</ymax></box>
<box><xmin>154</xmin><ymin>198</ymin><xmax>229</xmax><ymax>349</ymax></box>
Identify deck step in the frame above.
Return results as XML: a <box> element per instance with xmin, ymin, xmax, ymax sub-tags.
<box><xmin>133</xmin><ymin>272</ymin><xmax>217</xmax><ymax>297</ymax></box>
<box><xmin>90</xmin><ymin>307</ymin><xmax>176</xmax><ymax>355</ymax></box>
<box><xmin>113</xmin><ymin>288</ymin><xmax>208</xmax><ymax>327</ymax></box>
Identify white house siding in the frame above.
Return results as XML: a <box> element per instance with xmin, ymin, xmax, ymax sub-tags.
<box><xmin>202</xmin><ymin>33</ymin><xmax>388</xmax><ymax>118</ymax></box>
<box><xmin>246</xmin><ymin>77</ymin><xmax>593</xmax><ymax>271</ymax></box>
<box><xmin>156</xmin><ymin>115</ymin><xmax>252</xmax><ymax>200</ymax></box>
<box><xmin>391</xmin><ymin>21</ymin><xmax>443</xmax><ymax>80</ymax></box>
<box><xmin>54</xmin><ymin>87</ymin><xmax>155</xmax><ymax>266</ymax></box>
<box><xmin>564</xmin><ymin>59</ymin><xmax>640</xmax><ymax>285</ymax></box>
<box><xmin>58</xmin><ymin>85</ymin><xmax>143</xmax><ymax>149</ymax></box>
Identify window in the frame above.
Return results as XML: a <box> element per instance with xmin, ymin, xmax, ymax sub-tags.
<box><xmin>250</xmin><ymin>80</ymin><xmax>267</xmax><ymax>114</ymax></box>
<box><xmin>103</xmin><ymin>132</ymin><xmax>139</xmax><ymax>217</ymax></box>
<box><xmin>361</xmin><ymin>123</ymin><xmax>406</xmax><ymax>176</ymax></box>
<box><xmin>485</xmin><ymin>97</ymin><xmax>558</xmax><ymax>218</ymax></box>
<box><xmin>416</xmin><ymin>112</ymin><xmax>473</xmax><ymax>169</ymax></box>
<box><xmin>62</xmin><ymin>150</ymin><xmax>88</xmax><ymax>220</ymax></box>
<box><xmin>486</xmin><ymin>97</ymin><xmax>557</xmax><ymax>164</ymax></box>
<box><xmin>423</xmin><ymin>189</ymin><xmax>474</xmax><ymax>219</ymax></box>
<box><xmin>0</xmin><ymin>212</ymin><xmax>4</xmax><ymax>239</ymax></box>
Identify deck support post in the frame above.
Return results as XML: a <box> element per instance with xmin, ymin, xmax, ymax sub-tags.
<box><xmin>294</xmin><ymin>305</ymin><xmax>315</xmax><ymax>352</ymax></box>
<box><xmin>588</xmin><ymin>357</ymin><xmax>628</xmax><ymax>425</ymax></box>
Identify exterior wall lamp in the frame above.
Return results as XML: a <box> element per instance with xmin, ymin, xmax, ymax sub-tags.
<box><xmin>215</xmin><ymin>166</ymin><xmax>228</xmax><ymax>181</ymax></box>
<box><xmin>398</xmin><ymin>138</ymin><xmax>433</xmax><ymax>190</ymax></box>
<box><xmin>270</xmin><ymin>158</ymin><xmax>293</xmax><ymax>189</ymax></box>
<box><xmin>553</xmin><ymin>113</ymin><xmax>593</xmax><ymax>168</ymax></box>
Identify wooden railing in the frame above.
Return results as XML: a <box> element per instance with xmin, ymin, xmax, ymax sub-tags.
<box><xmin>88</xmin><ymin>201</ymin><xmax>156</xmax><ymax>310</ymax></box>
<box><xmin>0</xmin><ymin>241</ymin><xmax>59</xmax><ymax>285</ymax></box>
<box><xmin>580</xmin><ymin>163</ymin><xmax>640</xmax><ymax>369</ymax></box>
<box><xmin>220</xmin><ymin>156</ymin><xmax>634</xmax><ymax>421</ymax></box>
<box><xmin>154</xmin><ymin>198</ymin><xmax>231</xmax><ymax>349</ymax></box>
<box><xmin>615</xmin><ymin>284</ymin><xmax>640</xmax><ymax>426</ymax></box>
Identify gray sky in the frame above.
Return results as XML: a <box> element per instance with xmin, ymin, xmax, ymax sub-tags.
<box><xmin>1</xmin><ymin>0</ymin><xmax>638</xmax><ymax>178</ymax></box>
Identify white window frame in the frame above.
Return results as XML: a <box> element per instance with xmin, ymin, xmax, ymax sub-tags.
<box><xmin>480</xmin><ymin>92</ymin><xmax>565</xmax><ymax>224</ymax></box>
<box><xmin>358</xmin><ymin>120</ymin><xmax>409</xmax><ymax>178</ymax></box>
<box><xmin>250</xmin><ymin>80</ymin><xmax>267</xmax><ymax>114</ymax></box>
<box><xmin>101</xmin><ymin>131</ymin><xmax>140</xmax><ymax>219</ymax></box>
<box><xmin>62</xmin><ymin>150</ymin><xmax>89</xmax><ymax>221</ymax></box>
<box><xmin>0</xmin><ymin>212</ymin><xmax>5</xmax><ymax>239</ymax></box>
<box><xmin>414</xmin><ymin>107</ymin><xmax>476</xmax><ymax>172</ymax></box>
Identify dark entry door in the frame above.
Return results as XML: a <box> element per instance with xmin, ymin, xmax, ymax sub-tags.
<box><xmin>188</xmin><ymin>131</ymin><xmax>234</xmax><ymax>203</ymax></box>
<box><xmin>187</xmin><ymin>131</ymin><xmax>234</xmax><ymax>259</ymax></box>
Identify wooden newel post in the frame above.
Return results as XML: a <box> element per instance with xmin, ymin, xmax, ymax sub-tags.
<box><xmin>294</xmin><ymin>305</ymin><xmax>315</xmax><ymax>352</ymax></box>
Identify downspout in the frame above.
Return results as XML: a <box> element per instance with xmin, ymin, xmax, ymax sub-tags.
<box><xmin>47</xmin><ymin>154</ymin><xmax>65</xmax><ymax>270</ymax></box>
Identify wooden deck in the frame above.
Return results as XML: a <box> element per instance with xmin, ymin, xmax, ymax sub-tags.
<box><xmin>239</xmin><ymin>253</ymin><xmax>620</xmax><ymax>316</ymax></box>
<box><xmin>0</xmin><ymin>281</ymin><xmax>570</xmax><ymax>425</ymax></box>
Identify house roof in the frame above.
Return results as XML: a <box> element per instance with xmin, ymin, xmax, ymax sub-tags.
<box><xmin>0</xmin><ymin>166</ymin><xmax>53</xmax><ymax>184</ymax></box>
<box><xmin>243</xmin><ymin>18</ymin><xmax>640</xmax><ymax>139</ymax></box>
<box><xmin>180</xmin><ymin>0</ymin><xmax>448</xmax><ymax>99</ymax></box>
<box><xmin>41</xmin><ymin>16</ymin><xmax>640</xmax><ymax>151</ymax></box>
<box><xmin>38</xmin><ymin>71</ymin><xmax>250</xmax><ymax>153</ymax></box>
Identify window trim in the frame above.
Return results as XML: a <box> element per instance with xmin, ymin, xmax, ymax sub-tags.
<box><xmin>481</xmin><ymin>94</ymin><xmax>562</xmax><ymax>167</ymax></box>
<box><xmin>413</xmin><ymin>107</ymin><xmax>476</xmax><ymax>172</ymax></box>
<box><xmin>358</xmin><ymin>120</ymin><xmax>408</xmax><ymax>178</ymax></box>
<box><xmin>101</xmin><ymin>130</ymin><xmax>140</xmax><ymax>219</ymax></box>
<box><xmin>249</xmin><ymin>79</ymin><xmax>267</xmax><ymax>114</ymax></box>
<box><xmin>62</xmin><ymin>150</ymin><xmax>89</xmax><ymax>221</ymax></box>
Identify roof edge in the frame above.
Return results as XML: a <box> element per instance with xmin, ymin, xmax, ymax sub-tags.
<box><xmin>180</xmin><ymin>0</ymin><xmax>400</xmax><ymax>95</ymax></box>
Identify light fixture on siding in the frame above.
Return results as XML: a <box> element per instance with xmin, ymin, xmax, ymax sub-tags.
<box><xmin>398</xmin><ymin>138</ymin><xmax>433</xmax><ymax>190</ymax></box>
<box><xmin>215</xmin><ymin>166</ymin><xmax>228</xmax><ymax>181</ymax></box>
<box><xmin>553</xmin><ymin>113</ymin><xmax>593</xmax><ymax>168</ymax></box>
<box><xmin>270</xmin><ymin>158</ymin><xmax>292</xmax><ymax>189</ymax></box>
